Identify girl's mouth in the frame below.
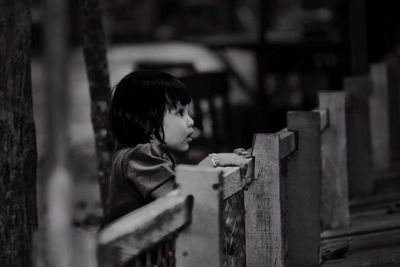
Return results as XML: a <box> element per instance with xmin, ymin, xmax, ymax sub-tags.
<box><xmin>186</xmin><ymin>132</ymin><xmax>194</xmax><ymax>143</ymax></box>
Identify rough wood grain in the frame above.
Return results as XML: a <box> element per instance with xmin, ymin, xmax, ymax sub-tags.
<box><xmin>175</xmin><ymin>165</ymin><xmax>223</xmax><ymax>267</ymax></box>
<box><xmin>319</xmin><ymin>92</ymin><xmax>350</xmax><ymax>229</ymax></box>
<box><xmin>245</xmin><ymin>133</ymin><xmax>286</xmax><ymax>267</ymax></box>
<box><xmin>97</xmin><ymin>193</ymin><xmax>192</xmax><ymax>267</ymax></box>
<box><xmin>222</xmin><ymin>157</ymin><xmax>255</xmax><ymax>199</ymax></box>
<box><xmin>345</xmin><ymin>76</ymin><xmax>373</xmax><ymax>197</ymax></box>
<box><xmin>278</xmin><ymin>129</ymin><xmax>296</xmax><ymax>159</ymax></box>
<box><xmin>287</xmin><ymin>111</ymin><xmax>321</xmax><ymax>267</ymax></box>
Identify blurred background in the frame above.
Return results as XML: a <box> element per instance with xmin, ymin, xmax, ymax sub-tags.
<box><xmin>28</xmin><ymin>0</ymin><xmax>400</xmax><ymax>262</ymax></box>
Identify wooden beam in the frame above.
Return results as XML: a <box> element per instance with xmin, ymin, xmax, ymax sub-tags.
<box><xmin>97</xmin><ymin>193</ymin><xmax>192</xmax><ymax>267</ymax></box>
<box><xmin>319</xmin><ymin>91</ymin><xmax>350</xmax><ymax>230</ymax></box>
<box><xmin>286</xmin><ymin>111</ymin><xmax>322</xmax><ymax>267</ymax></box>
<box><xmin>278</xmin><ymin>129</ymin><xmax>296</xmax><ymax>159</ymax></box>
<box><xmin>175</xmin><ymin>165</ymin><xmax>223</xmax><ymax>267</ymax></box>
<box><xmin>221</xmin><ymin>157</ymin><xmax>255</xmax><ymax>200</ymax></box>
<box><xmin>245</xmin><ymin>133</ymin><xmax>287</xmax><ymax>266</ymax></box>
<box><xmin>345</xmin><ymin>76</ymin><xmax>373</xmax><ymax>197</ymax></box>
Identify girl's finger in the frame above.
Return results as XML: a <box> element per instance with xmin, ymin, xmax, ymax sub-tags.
<box><xmin>233</xmin><ymin>148</ymin><xmax>247</xmax><ymax>156</ymax></box>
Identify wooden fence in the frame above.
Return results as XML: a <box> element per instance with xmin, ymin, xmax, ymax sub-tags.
<box><xmin>96</xmin><ymin>89</ymin><xmax>358</xmax><ymax>267</ymax></box>
<box><xmin>96</xmin><ymin>60</ymin><xmax>399</xmax><ymax>266</ymax></box>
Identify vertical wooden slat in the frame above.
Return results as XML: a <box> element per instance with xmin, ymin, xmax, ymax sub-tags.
<box><xmin>286</xmin><ymin>112</ymin><xmax>321</xmax><ymax>267</ymax></box>
<box><xmin>369</xmin><ymin>62</ymin><xmax>391</xmax><ymax>171</ymax></box>
<box><xmin>245</xmin><ymin>133</ymin><xmax>286</xmax><ymax>267</ymax></box>
<box><xmin>345</xmin><ymin>76</ymin><xmax>373</xmax><ymax>197</ymax></box>
<box><xmin>175</xmin><ymin>165</ymin><xmax>223</xmax><ymax>267</ymax></box>
<box><xmin>319</xmin><ymin>92</ymin><xmax>350</xmax><ymax>230</ymax></box>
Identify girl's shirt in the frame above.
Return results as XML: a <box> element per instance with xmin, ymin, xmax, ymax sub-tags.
<box><xmin>103</xmin><ymin>142</ymin><xmax>176</xmax><ymax>226</ymax></box>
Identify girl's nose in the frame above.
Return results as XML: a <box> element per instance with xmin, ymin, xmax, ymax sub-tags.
<box><xmin>187</xmin><ymin>115</ymin><xmax>194</xmax><ymax>127</ymax></box>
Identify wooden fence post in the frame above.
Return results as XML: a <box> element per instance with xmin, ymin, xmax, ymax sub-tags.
<box><xmin>369</xmin><ymin>62</ymin><xmax>391</xmax><ymax>171</ymax></box>
<box><xmin>175</xmin><ymin>166</ymin><xmax>223</xmax><ymax>267</ymax></box>
<box><xmin>319</xmin><ymin>92</ymin><xmax>350</xmax><ymax>229</ymax></box>
<box><xmin>345</xmin><ymin>76</ymin><xmax>373</xmax><ymax>197</ymax></box>
<box><xmin>245</xmin><ymin>132</ymin><xmax>295</xmax><ymax>267</ymax></box>
<box><xmin>286</xmin><ymin>112</ymin><xmax>321</xmax><ymax>267</ymax></box>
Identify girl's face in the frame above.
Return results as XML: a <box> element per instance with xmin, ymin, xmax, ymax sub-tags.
<box><xmin>162</xmin><ymin>102</ymin><xmax>194</xmax><ymax>152</ymax></box>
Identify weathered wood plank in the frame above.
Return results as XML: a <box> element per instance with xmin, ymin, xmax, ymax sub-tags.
<box><xmin>222</xmin><ymin>157</ymin><xmax>255</xmax><ymax>199</ymax></box>
<box><xmin>287</xmin><ymin>111</ymin><xmax>321</xmax><ymax>267</ymax></box>
<box><xmin>313</xmin><ymin>108</ymin><xmax>329</xmax><ymax>132</ymax></box>
<box><xmin>175</xmin><ymin>165</ymin><xmax>223</xmax><ymax>267</ymax></box>
<box><xmin>278</xmin><ymin>129</ymin><xmax>296</xmax><ymax>159</ymax></box>
<box><xmin>221</xmin><ymin>167</ymin><xmax>242</xmax><ymax>200</ymax></box>
<box><xmin>345</xmin><ymin>76</ymin><xmax>373</xmax><ymax>197</ymax></box>
<box><xmin>245</xmin><ymin>133</ymin><xmax>286</xmax><ymax>267</ymax></box>
<box><xmin>97</xmin><ymin>192</ymin><xmax>192</xmax><ymax>267</ymax></box>
<box><xmin>369</xmin><ymin>62</ymin><xmax>391</xmax><ymax>171</ymax></box>
<box><xmin>319</xmin><ymin>92</ymin><xmax>350</xmax><ymax>229</ymax></box>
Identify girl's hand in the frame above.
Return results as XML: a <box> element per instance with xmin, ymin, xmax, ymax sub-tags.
<box><xmin>197</xmin><ymin>148</ymin><xmax>251</xmax><ymax>168</ymax></box>
<box><xmin>208</xmin><ymin>153</ymin><xmax>251</xmax><ymax>168</ymax></box>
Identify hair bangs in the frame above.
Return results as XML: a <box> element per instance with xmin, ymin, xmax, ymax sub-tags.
<box><xmin>164</xmin><ymin>80</ymin><xmax>191</xmax><ymax>111</ymax></box>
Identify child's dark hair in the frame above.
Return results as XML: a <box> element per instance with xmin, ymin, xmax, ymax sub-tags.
<box><xmin>110</xmin><ymin>70</ymin><xmax>191</xmax><ymax>147</ymax></box>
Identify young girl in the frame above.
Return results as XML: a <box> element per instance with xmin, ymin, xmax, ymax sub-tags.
<box><xmin>103</xmin><ymin>70</ymin><xmax>248</xmax><ymax>226</ymax></box>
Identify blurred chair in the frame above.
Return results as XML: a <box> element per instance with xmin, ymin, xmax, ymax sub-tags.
<box><xmin>179</xmin><ymin>71</ymin><xmax>234</xmax><ymax>163</ymax></box>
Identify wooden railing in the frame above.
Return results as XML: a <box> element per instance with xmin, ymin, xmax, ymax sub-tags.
<box><xmin>97</xmin><ymin>63</ymin><xmax>399</xmax><ymax>266</ymax></box>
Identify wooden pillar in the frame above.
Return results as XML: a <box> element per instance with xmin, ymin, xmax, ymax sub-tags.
<box><xmin>286</xmin><ymin>112</ymin><xmax>321</xmax><ymax>267</ymax></box>
<box><xmin>319</xmin><ymin>92</ymin><xmax>350</xmax><ymax>229</ymax></box>
<box><xmin>245</xmin><ymin>131</ymin><xmax>295</xmax><ymax>266</ymax></box>
<box><xmin>176</xmin><ymin>166</ymin><xmax>223</xmax><ymax>267</ymax></box>
<box><xmin>345</xmin><ymin>76</ymin><xmax>373</xmax><ymax>197</ymax></box>
<box><xmin>369</xmin><ymin>62</ymin><xmax>391</xmax><ymax>171</ymax></box>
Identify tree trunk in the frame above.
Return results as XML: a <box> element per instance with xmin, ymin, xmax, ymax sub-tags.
<box><xmin>79</xmin><ymin>0</ymin><xmax>114</xmax><ymax>213</ymax></box>
<box><xmin>0</xmin><ymin>0</ymin><xmax>38</xmax><ymax>266</ymax></box>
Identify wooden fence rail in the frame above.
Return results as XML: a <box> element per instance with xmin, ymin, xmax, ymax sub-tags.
<box><xmin>96</xmin><ymin>74</ymin><xmax>397</xmax><ymax>266</ymax></box>
<box><xmin>97</xmin><ymin>90</ymin><xmax>353</xmax><ymax>267</ymax></box>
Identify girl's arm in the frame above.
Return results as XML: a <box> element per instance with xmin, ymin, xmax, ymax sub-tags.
<box><xmin>197</xmin><ymin>152</ymin><xmax>251</xmax><ymax>168</ymax></box>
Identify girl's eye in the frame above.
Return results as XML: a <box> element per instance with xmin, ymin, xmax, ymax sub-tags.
<box><xmin>176</xmin><ymin>109</ymin><xmax>185</xmax><ymax>116</ymax></box>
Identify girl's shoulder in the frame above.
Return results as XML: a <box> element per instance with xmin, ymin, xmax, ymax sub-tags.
<box><xmin>113</xmin><ymin>142</ymin><xmax>173</xmax><ymax>164</ymax></box>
